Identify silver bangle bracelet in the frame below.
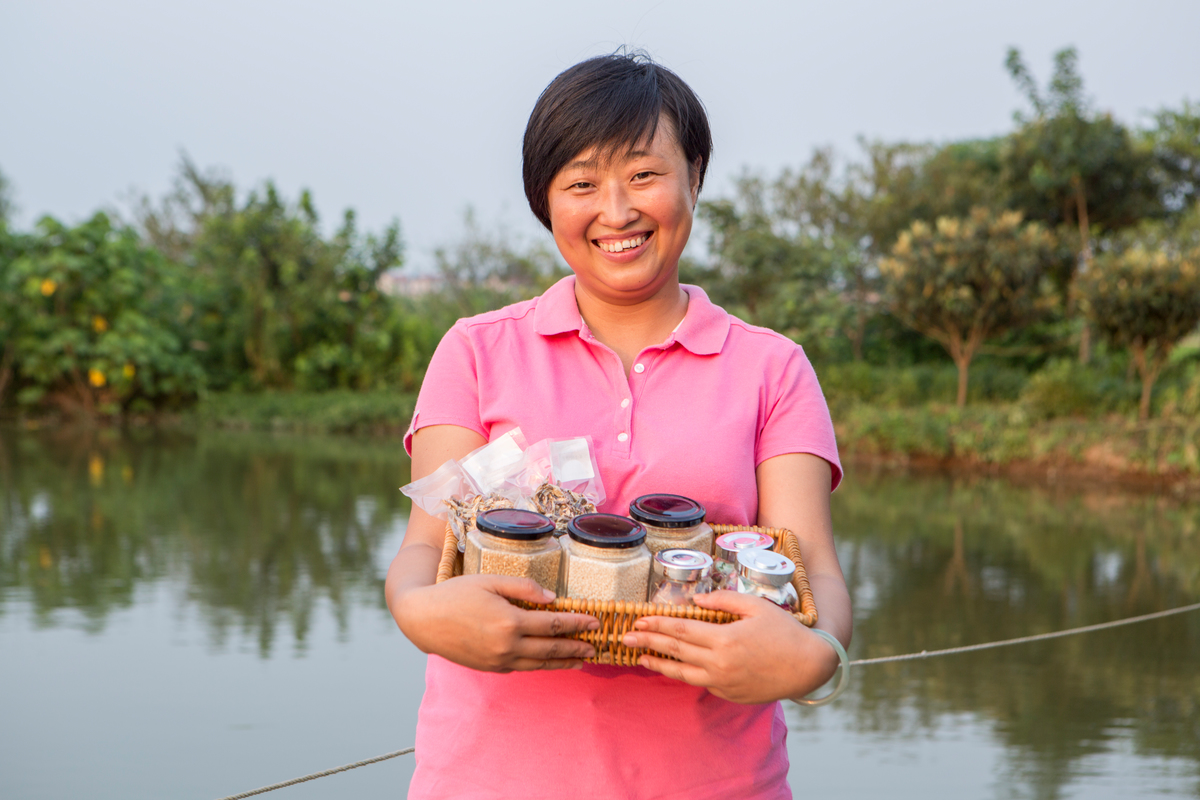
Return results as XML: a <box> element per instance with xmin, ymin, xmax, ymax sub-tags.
<box><xmin>793</xmin><ymin>627</ymin><xmax>850</xmax><ymax>707</ymax></box>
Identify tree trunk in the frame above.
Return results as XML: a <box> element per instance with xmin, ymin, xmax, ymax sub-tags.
<box><xmin>0</xmin><ymin>339</ymin><xmax>14</xmax><ymax>406</ymax></box>
<box><xmin>1131</xmin><ymin>341</ymin><xmax>1166</xmax><ymax>422</ymax></box>
<box><xmin>1073</xmin><ymin>177</ymin><xmax>1093</xmax><ymax>366</ymax></box>
<box><xmin>955</xmin><ymin>356</ymin><xmax>970</xmax><ymax>408</ymax></box>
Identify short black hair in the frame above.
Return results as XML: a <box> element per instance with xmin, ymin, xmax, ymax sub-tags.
<box><xmin>522</xmin><ymin>52</ymin><xmax>713</xmax><ymax>231</ymax></box>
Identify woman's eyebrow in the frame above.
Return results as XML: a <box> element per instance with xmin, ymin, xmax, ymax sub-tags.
<box><xmin>564</xmin><ymin>149</ymin><xmax>658</xmax><ymax>173</ymax></box>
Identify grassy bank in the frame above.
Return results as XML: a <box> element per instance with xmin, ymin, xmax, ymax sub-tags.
<box><xmin>835</xmin><ymin>401</ymin><xmax>1200</xmax><ymax>490</ymax></box>
<box><xmin>189</xmin><ymin>390</ymin><xmax>418</xmax><ymax>435</ymax></box>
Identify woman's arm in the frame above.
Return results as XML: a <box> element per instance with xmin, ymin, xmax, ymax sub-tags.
<box><xmin>620</xmin><ymin>453</ymin><xmax>851</xmax><ymax>703</ymax></box>
<box><xmin>385</xmin><ymin>424</ymin><xmax>599</xmax><ymax>671</ymax></box>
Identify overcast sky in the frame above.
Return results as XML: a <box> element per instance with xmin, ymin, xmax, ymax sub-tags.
<box><xmin>2</xmin><ymin>0</ymin><xmax>1197</xmax><ymax>271</ymax></box>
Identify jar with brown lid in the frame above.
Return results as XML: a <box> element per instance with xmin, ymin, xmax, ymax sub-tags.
<box><xmin>463</xmin><ymin>509</ymin><xmax>561</xmax><ymax>593</ymax></box>
<box><xmin>629</xmin><ymin>494</ymin><xmax>714</xmax><ymax>557</ymax></box>
<box><xmin>558</xmin><ymin>514</ymin><xmax>651</xmax><ymax>602</ymax></box>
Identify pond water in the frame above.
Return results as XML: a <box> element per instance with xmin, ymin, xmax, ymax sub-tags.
<box><xmin>1</xmin><ymin>426</ymin><xmax>1198</xmax><ymax>800</ymax></box>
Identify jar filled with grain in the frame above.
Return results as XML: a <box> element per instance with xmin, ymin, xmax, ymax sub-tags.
<box><xmin>733</xmin><ymin>549</ymin><xmax>799</xmax><ymax>610</ymax></box>
<box><xmin>464</xmin><ymin>509</ymin><xmax>561</xmax><ymax>593</ymax></box>
<box><xmin>559</xmin><ymin>514</ymin><xmax>651</xmax><ymax>602</ymax></box>
<box><xmin>649</xmin><ymin>549</ymin><xmax>714</xmax><ymax>606</ymax></box>
<box><xmin>629</xmin><ymin>494</ymin><xmax>714</xmax><ymax>557</ymax></box>
<box><xmin>712</xmin><ymin>531</ymin><xmax>775</xmax><ymax>590</ymax></box>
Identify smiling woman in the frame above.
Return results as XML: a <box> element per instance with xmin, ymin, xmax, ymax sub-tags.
<box><xmin>385</xmin><ymin>51</ymin><xmax>850</xmax><ymax>800</ymax></box>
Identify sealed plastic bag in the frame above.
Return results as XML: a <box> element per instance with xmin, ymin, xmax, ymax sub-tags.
<box><xmin>507</xmin><ymin>436</ymin><xmax>605</xmax><ymax>533</ymax></box>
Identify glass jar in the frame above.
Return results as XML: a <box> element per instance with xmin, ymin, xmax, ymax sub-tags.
<box><xmin>649</xmin><ymin>549</ymin><xmax>714</xmax><ymax>606</ymax></box>
<box><xmin>558</xmin><ymin>514</ymin><xmax>651</xmax><ymax>602</ymax></box>
<box><xmin>733</xmin><ymin>549</ymin><xmax>799</xmax><ymax>610</ymax></box>
<box><xmin>712</xmin><ymin>531</ymin><xmax>775</xmax><ymax>590</ymax></box>
<box><xmin>629</xmin><ymin>494</ymin><xmax>714</xmax><ymax>557</ymax></box>
<box><xmin>463</xmin><ymin>509</ymin><xmax>561</xmax><ymax>593</ymax></box>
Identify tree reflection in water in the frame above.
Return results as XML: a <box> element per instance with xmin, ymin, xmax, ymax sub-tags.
<box><xmin>828</xmin><ymin>467</ymin><xmax>1200</xmax><ymax>799</ymax></box>
<box><xmin>0</xmin><ymin>426</ymin><xmax>411</xmax><ymax>654</ymax></box>
<box><xmin>1</xmin><ymin>429</ymin><xmax>1198</xmax><ymax>798</ymax></box>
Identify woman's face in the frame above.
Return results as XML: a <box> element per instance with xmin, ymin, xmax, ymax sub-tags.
<box><xmin>546</xmin><ymin>117</ymin><xmax>700</xmax><ymax>306</ymax></box>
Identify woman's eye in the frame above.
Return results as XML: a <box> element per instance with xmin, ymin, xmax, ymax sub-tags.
<box><xmin>633</xmin><ymin>171</ymin><xmax>654</xmax><ymax>181</ymax></box>
<box><xmin>569</xmin><ymin>181</ymin><xmax>592</xmax><ymax>190</ymax></box>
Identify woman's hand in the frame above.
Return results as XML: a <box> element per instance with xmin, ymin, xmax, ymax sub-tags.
<box><xmin>621</xmin><ymin>589</ymin><xmax>840</xmax><ymax>704</ymax></box>
<box><xmin>393</xmin><ymin>570</ymin><xmax>600</xmax><ymax>673</ymax></box>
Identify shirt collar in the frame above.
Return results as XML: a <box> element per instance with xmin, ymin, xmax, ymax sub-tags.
<box><xmin>534</xmin><ymin>275</ymin><xmax>730</xmax><ymax>356</ymax></box>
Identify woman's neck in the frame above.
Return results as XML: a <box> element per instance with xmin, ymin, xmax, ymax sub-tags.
<box><xmin>574</xmin><ymin>279</ymin><xmax>689</xmax><ymax>376</ymax></box>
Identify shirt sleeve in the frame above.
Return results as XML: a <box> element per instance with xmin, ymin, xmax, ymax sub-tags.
<box><xmin>403</xmin><ymin>321</ymin><xmax>489</xmax><ymax>456</ymax></box>
<box><xmin>755</xmin><ymin>345</ymin><xmax>843</xmax><ymax>491</ymax></box>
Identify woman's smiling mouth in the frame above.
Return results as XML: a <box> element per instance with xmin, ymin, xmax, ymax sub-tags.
<box><xmin>594</xmin><ymin>232</ymin><xmax>652</xmax><ymax>253</ymax></box>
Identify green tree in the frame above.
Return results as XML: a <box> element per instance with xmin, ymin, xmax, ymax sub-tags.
<box><xmin>0</xmin><ymin>167</ymin><xmax>14</xmax><ymax>227</ymax></box>
<box><xmin>1079</xmin><ymin>215</ymin><xmax>1200</xmax><ymax>420</ymax></box>
<box><xmin>1002</xmin><ymin>47</ymin><xmax>1160</xmax><ymax>362</ymax></box>
<box><xmin>1143</xmin><ymin>100</ymin><xmax>1200</xmax><ymax>215</ymax></box>
<box><xmin>771</xmin><ymin>139</ymin><xmax>1004</xmax><ymax>360</ymax></box>
<box><xmin>880</xmin><ymin>208</ymin><xmax>1057</xmax><ymax>407</ymax></box>
<box><xmin>136</xmin><ymin>158</ymin><xmax>413</xmax><ymax>391</ymax></box>
<box><xmin>0</xmin><ymin>213</ymin><xmax>204</xmax><ymax>414</ymax></box>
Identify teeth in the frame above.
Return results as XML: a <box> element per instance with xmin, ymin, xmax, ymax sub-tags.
<box><xmin>598</xmin><ymin>234</ymin><xmax>648</xmax><ymax>253</ymax></box>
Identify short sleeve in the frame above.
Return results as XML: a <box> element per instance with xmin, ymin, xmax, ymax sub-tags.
<box><xmin>403</xmin><ymin>322</ymin><xmax>489</xmax><ymax>456</ymax></box>
<box><xmin>755</xmin><ymin>346</ymin><xmax>843</xmax><ymax>491</ymax></box>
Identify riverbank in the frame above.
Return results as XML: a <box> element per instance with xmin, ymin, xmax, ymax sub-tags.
<box><xmin>834</xmin><ymin>401</ymin><xmax>1200</xmax><ymax>496</ymax></box>
<box><xmin>7</xmin><ymin>389</ymin><xmax>1199</xmax><ymax>494</ymax></box>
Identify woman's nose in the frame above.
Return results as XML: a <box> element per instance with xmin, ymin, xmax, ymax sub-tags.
<box><xmin>597</xmin><ymin>184</ymin><xmax>638</xmax><ymax>229</ymax></box>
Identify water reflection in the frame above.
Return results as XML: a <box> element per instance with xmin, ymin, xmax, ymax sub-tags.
<box><xmin>0</xmin><ymin>426</ymin><xmax>411</xmax><ymax>655</ymax></box>
<box><xmin>829</xmin><ymin>468</ymin><xmax>1200</xmax><ymax>799</ymax></box>
<box><xmin>1</xmin><ymin>429</ymin><xmax>1198</xmax><ymax>798</ymax></box>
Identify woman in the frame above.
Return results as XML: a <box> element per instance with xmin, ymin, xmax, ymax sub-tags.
<box><xmin>386</xmin><ymin>52</ymin><xmax>851</xmax><ymax>799</ymax></box>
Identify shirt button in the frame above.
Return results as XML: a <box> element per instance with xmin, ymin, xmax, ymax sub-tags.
<box><xmin>620</xmin><ymin>398</ymin><xmax>630</xmax><ymax>409</ymax></box>
<box><xmin>617</xmin><ymin>432</ymin><xmax>629</xmax><ymax>442</ymax></box>
<box><xmin>633</xmin><ymin>363</ymin><xmax>646</xmax><ymax>374</ymax></box>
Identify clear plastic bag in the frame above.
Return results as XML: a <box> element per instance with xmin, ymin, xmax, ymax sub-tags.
<box><xmin>505</xmin><ymin>436</ymin><xmax>605</xmax><ymax>533</ymax></box>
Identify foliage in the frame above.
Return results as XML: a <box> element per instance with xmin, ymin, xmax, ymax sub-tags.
<box><xmin>0</xmin><ymin>166</ymin><xmax>13</xmax><ymax>227</ymax></box>
<box><xmin>137</xmin><ymin>158</ymin><xmax>415</xmax><ymax>392</ymax></box>
<box><xmin>1017</xmin><ymin>357</ymin><xmax>1137</xmax><ymax>419</ymax></box>
<box><xmin>1143</xmin><ymin>99</ymin><xmax>1200</xmax><ymax>215</ymax></box>
<box><xmin>821</xmin><ymin>360</ymin><xmax>1029</xmax><ymax>409</ymax></box>
<box><xmin>0</xmin><ymin>213</ymin><xmax>204</xmax><ymax>414</ymax></box>
<box><xmin>880</xmin><ymin>208</ymin><xmax>1058</xmax><ymax>406</ymax></box>
<box><xmin>1079</xmin><ymin>217</ymin><xmax>1200</xmax><ymax>419</ymax></box>
<box><xmin>190</xmin><ymin>389</ymin><xmax>417</xmax><ymax>435</ymax></box>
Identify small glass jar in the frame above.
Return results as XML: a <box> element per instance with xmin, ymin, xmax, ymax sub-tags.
<box><xmin>713</xmin><ymin>531</ymin><xmax>775</xmax><ymax>590</ymax></box>
<box><xmin>629</xmin><ymin>494</ymin><xmax>714</xmax><ymax>557</ymax></box>
<box><xmin>558</xmin><ymin>514</ymin><xmax>651</xmax><ymax>602</ymax></box>
<box><xmin>649</xmin><ymin>549</ymin><xmax>714</xmax><ymax>606</ymax></box>
<box><xmin>733</xmin><ymin>549</ymin><xmax>799</xmax><ymax>610</ymax></box>
<box><xmin>463</xmin><ymin>509</ymin><xmax>561</xmax><ymax>593</ymax></box>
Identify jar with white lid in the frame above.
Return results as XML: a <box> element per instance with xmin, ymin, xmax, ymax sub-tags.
<box><xmin>712</xmin><ymin>531</ymin><xmax>775</xmax><ymax>590</ymax></box>
<box><xmin>558</xmin><ymin>514</ymin><xmax>651</xmax><ymax>602</ymax></box>
<box><xmin>648</xmin><ymin>549</ymin><xmax>714</xmax><ymax>606</ymax></box>
<box><xmin>733</xmin><ymin>549</ymin><xmax>799</xmax><ymax>610</ymax></box>
<box><xmin>629</xmin><ymin>494</ymin><xmax>714</xmax><ymax>557</ymax></box>
<box><xmin>464</xmin><ymin>509</ymin><xmax>561</xmax><ymax>593</ymax></box>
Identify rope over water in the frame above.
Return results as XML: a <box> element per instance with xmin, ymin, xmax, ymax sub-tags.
<box><xmin>214</xmin><ymin>602</ymin><xmax>1200</xmax><ymax>799</ymax></box>
<box><xmin>848</xmin><ymin>601</ymin><xmax>1200</xmax><ymax>666</ymax></box>
<box><xmin>214</xmin><ymin>747</ymin><xmax>414</xmax><ymax>800</ymax></box>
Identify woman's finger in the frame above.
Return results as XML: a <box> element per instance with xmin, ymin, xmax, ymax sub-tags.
<box><xmin>622</xmin><ymin>628</ymin><xmax>710</xmax><ymax>662</ymax></box>
<box><xmin>506</xmin><ymin>657</ymin><xmax>587</xmax><ymax>671</ymax></box>
<box><xmin>482</xmin><ymin>575</ymin><xmax>558</xmax><ymax>605</ymax></box>
<box><xmin>637</xmin><ymin>653</ymin><xmax>713</xmax><ymax>687</ymax></box>
<box><xmin>690</xmin><ymin>588</ymin><xmax>776</xmax><ymax>616</ymax></box>
<box><xmin>519</xmin><ymin>609</ymin><xmax>600</xmax><ymax>637</ymax></box>
<box><xmin>512</xmin><ymin>634</ymin><xmax>596</xmax><ymax>662</ymax></box>
<box><xmin>630</xmin><ymin>614</ymin><xmax>724</xmax><ymax>648</ymax></box>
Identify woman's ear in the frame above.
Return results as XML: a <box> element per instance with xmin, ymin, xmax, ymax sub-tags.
<box><xmin>690</xmin><ymin>157</ymin><xmax>702</xmax><ymax>209</ymax></box>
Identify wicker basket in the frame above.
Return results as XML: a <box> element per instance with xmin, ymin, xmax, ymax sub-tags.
<box><xmin>436</xmin><ymin>522</ymin><xmax>817</xmax><ymax>666</ymax></box>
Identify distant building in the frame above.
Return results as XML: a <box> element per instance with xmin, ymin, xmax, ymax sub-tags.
<box><xmin>378</xmin><ymin>271</ymin><xmax>444</xmax><ymax>297</ymax></box>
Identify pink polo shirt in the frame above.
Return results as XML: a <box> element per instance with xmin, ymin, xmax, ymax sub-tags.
<box><xmin>404</xmin><ymin>276</ymin><xmax>840</xmax><ymax>799</ymax></box>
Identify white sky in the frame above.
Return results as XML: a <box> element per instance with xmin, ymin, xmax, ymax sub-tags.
<box><xmin>2</xmin><ymin>0</ymin><xmax>1197</xmax><ymax>271</ymax></box>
